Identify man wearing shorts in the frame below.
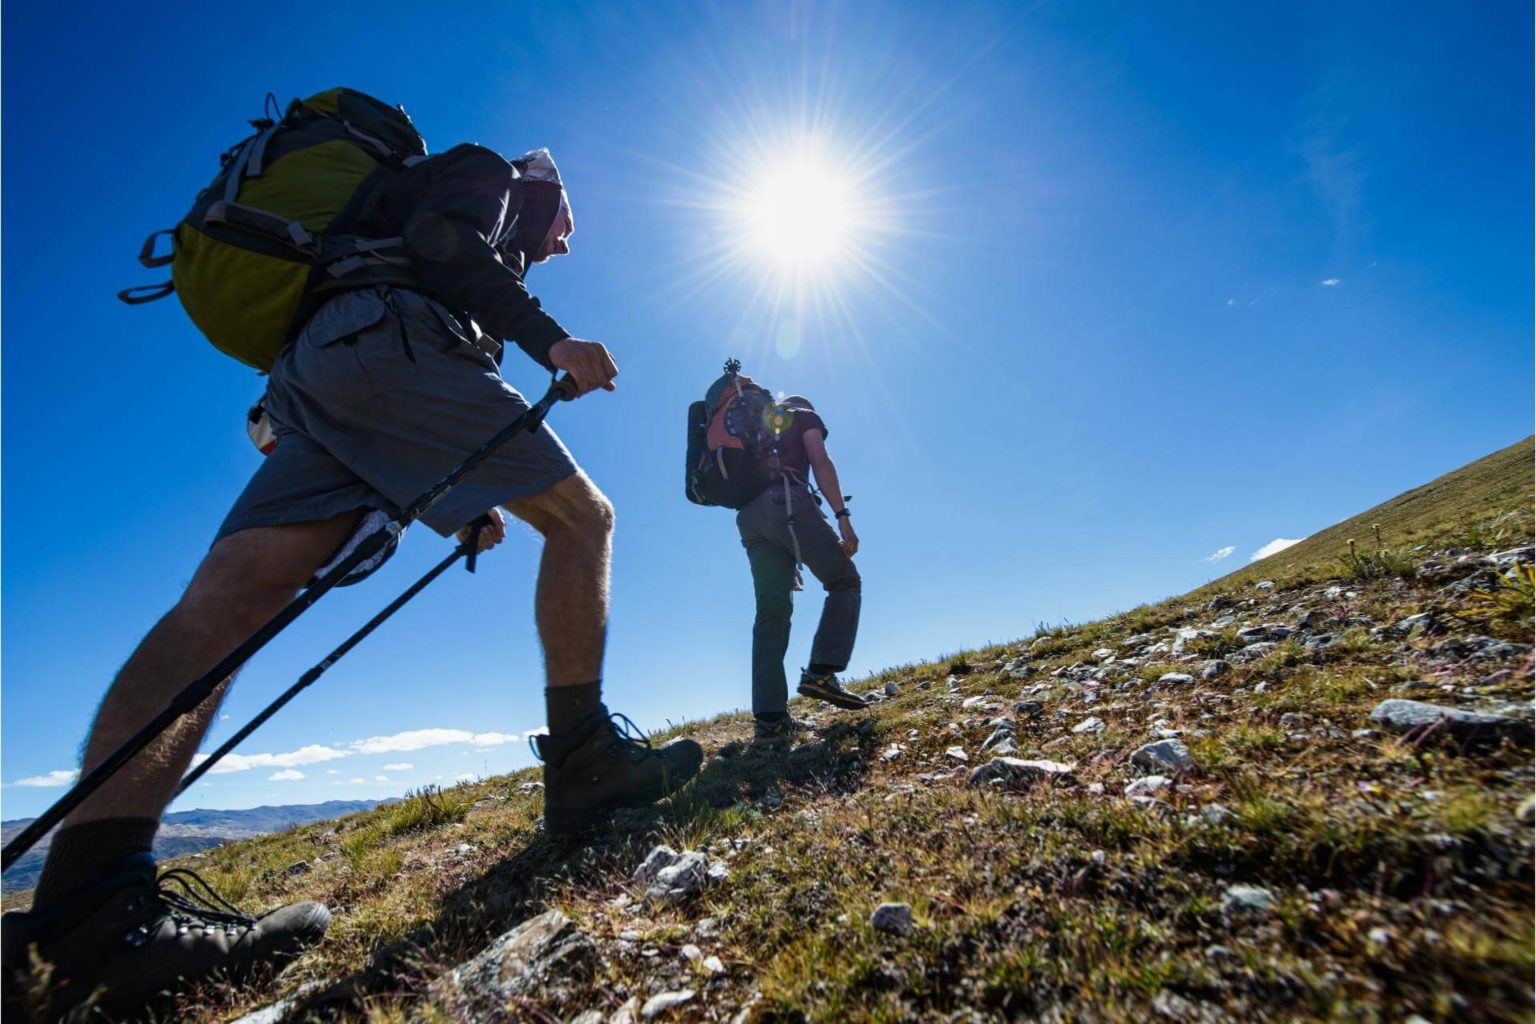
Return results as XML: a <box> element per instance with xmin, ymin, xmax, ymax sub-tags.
<box><xmin>2</xmin><ymin>144</ymin><xmax>703</xmax><ymax>1017</ymax></box>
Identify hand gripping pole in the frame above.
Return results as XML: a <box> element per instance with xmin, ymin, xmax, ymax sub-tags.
<box><xmin>2</xmin><ymin>379</ymin><xmax>573</xmax><ymax>870</ymax></box>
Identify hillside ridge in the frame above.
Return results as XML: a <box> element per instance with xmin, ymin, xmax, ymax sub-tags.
<box><xmin>7</xmin><ymin>439</ymin><xmax>1533</xmax><ymax>1023</ymax></box>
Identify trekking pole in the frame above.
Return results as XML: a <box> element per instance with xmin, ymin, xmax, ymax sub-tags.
<box><xmin>174</xmin><ymin>516</ymin><xmax>491</xmax><ymax>796</ymax></box>
<box><xmin>2</xmin><ymin>378</ymin><xmax>575</xmax><ymax>870</ymax></box>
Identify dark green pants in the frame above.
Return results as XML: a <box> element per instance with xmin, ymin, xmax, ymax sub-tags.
<box><xmin>736</xmin><ymin>483</ymin><xmax>861</xmax><ymax>715</ymax></box>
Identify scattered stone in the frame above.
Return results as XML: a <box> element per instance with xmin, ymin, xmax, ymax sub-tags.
<box><xmin>568</xmin><ymin>1012</ymin><xmax>605</xmax><ymax>1024</ymax></box>
<box><xmin>636</xmin><ymin>849</ymin><xmax>725</xmax><ymax>905</ymax></box>
<box><xmin>609</xmin><ymin>997</ymin><xmax>641</xmax><ymax>1024</ymax></box>
<box><xmin>1351</xmin><ymin>728</ymin><xmax>1380</xmax><ymax>740</ymax></box>
<box><xmin>1368</xmin><ymin>699</ymin><xmax>1534</xmax><ymax>746</ymax></box>
<box><xmin>1072</xmin><ymin>716</ymin><xmax>1106</xmax><ymax>734</ymax></box>
<box><xmin>1489</xmin><ymin>546</ymin><xmax>1534</xmax><ymax>568</ymax></box>
<box><xmin>1131</xmin><ymin>739</ymin><xmax>1193</xmax><ymax>773</ymax></box>
<box><xmin>1201</xmin><ymin>660</ymin><xmax>1231</xmax><ymax>680</ymax></box>
<box><xmin>1517</xmin><ymin>796</ymin><xmax>1535</xmax><ymax>824</ymax></box>
<box><xmin>703</xmin><ymin>955</ymin><xmax>726</xmax><ymax>974</ymax></box>
<box><xmin>1255</xmin><ymin>580</ymin><xmax>1274</xmax><ymax>590</ymax></box>
<box><xmin>881</xmin><ymin>743</ymin><xmax>903</xmax><ymax>762</ymax></box>
<box><xmin>1202</xmin><ymin>803</ymin><xmax>1232</xmax><ymax>826</ymax></box>
<box><xmin>884</xmin><ymin>681</ymin><xmax>901</xmax><ymax>697</ymax></box>
<box><xmin>428</xmin><ymin>910</ymin><xmax>595</xmax><ymax>1021</ymax></box>
<box><xmin>1233</xmin><ymin>642</ymin><xmax>1278</xmax><ymax>663</ymax></box>
<box><xmin>281</xmin><ymin>860</ymin><xmax>312</xmax><ymax>878</ymax></box>
<box><xmin>1221</xmin><ymin>884</ymin><xmax>1275</xmax><ymax>914</ymax></box>
<box><xmin>227</xmin><ymin>985</ymin><xmax>324</xmax><ymax>1024</ymax></box>
<box><xmin>969</xmin><ymin>757</ymin><xmax>1076</xmax><ymax>789</ymax></box>
<box><xmin>641</xmin><ymin>990</ymin><xmax>696</xmax><ymax>1018</ymax></box>
<box><xmin>945</xmin><ymin>746</ymin><xmax>970</xmax><ymax>762</ymax></box>
<box><xmin>1090</xmin><ymin>849</ymin><xmax>1106</xmax><ymax>864</ymax></box>
<box><xmin>1155</xmin><ymin>672</ymin><xmax>1195</xmax><ymax>688</ymax></box>
<box><xmin>870</xmin><ymin>901</ymin><xmax>914</xmax><ymax>935</ymax></box>
<box><xmin>1087</xmin><ymin>782</ymin><xmax>1105</xmax><ymax>794</ymax></box>
<box><xmin>988</xmin><ymin>737</ymin><xmax>1020</xmax><ymax>757</ymax></box>
<box><xmin>516</xmin><ymin>782</ymin><xmax>545</xmax><ymax>795</ymax></box>
<box><xmin>1124</xmin><ymin>775</ymin><xmax>1170</xmax><ymax>798</ymax></box>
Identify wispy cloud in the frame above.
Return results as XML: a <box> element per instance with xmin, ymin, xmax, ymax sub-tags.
<box><xmin>1203</xmin><ymin>545</ymin><xmax>1236</xmax><ymax>562</ymax></box>
<box><xmin>375</xmin><ymin>775</ymin><xmax>390</xmax><ymax>783</ymax></box>
<box><xmin>1320</xmin><ymin>277</ymin><xmax>1341</xmax><ymax>287</ymax></box>
<box><xmin>348</xmin><ymin>778</ymin><xmax>366</xmax><ymax>785</ymax></box>
<box><xmin>349</xmin><ymin>728</ymin><xmax>537</xmax><ymax>755</ymax></box>
<box><xmin>190</xmin><ymin>744</ymin><xmax>349</xmax><ymax>775</ymax></box>
<box><xmin>382</xmin><ymin>763</ymin><xmax>413</xmax><ymax>771</ymax></box>
<box><xmin>1250</xmin><ymin>537</ymin><xmax>1304</xmax><ymax>562</ymax></box>
<box><xmin>14</xmin><ymin>769</ymin><xmax>79</xmax><ymax>788</ymax></box>
<box><xmin>269</xmin><ymin>769</ymin><xmax>305</xmax><ymax>781</ymax></box>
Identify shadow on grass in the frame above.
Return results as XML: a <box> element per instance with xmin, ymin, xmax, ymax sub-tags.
<box><xmin>292</xmin><ymin>716</ymin><xmax>878</xmax><ymax>1018</ymax></box>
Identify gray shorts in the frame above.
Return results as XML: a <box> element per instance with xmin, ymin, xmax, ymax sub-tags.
<box><xmin>217</xmin><ymin>287</ymin><xmax>578</xmax><ymax>542</ymax></box>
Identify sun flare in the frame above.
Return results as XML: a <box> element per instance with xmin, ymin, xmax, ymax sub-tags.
<box><xmin>740</xmin><ymin>150</ymin><xmax>856</xmax><ymax>270</ymax></box>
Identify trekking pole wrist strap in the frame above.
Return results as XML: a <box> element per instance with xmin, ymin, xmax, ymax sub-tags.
<box><xmin>835</xmin><ymin>508</ymin><xmax>851</xmax><ymax>519</ymax></box>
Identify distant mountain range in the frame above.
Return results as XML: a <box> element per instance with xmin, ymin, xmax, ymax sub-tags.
<box><xmin>1</xmin><ymin>800</ymin><xmax>385</xmax><ymax>892</ymax></box>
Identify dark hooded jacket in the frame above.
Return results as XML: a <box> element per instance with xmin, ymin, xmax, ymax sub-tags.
<box><xmin>353</xmin><ymin>143</ymin><xmax>570</xmax><ymax>370</ymax></box>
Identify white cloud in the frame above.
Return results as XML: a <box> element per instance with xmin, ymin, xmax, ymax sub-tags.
<box><xmin>190</xmin><ymin>744</ymin><xmax>349</xmax><ymax>775</ymax></box>
<box><xmin>349</xmin><ymin>728</ymin><xmax>530</xmax><ymax>755</ymax></box>
<box><xmin>326</xmin><ymin>769</ymin><xmax>342</xmax><ymax>775</ymax></box>
<box><xmin>1250</xmin><ymin>537</ymin><xmax>1304</xmax><ymax>562</ymax></box>
<box><xmin>348</xmin><ymin>778</ymin><xmax>366</xmax><ymax>785</ymax></box>
<box><xmin>1203</xmin><ymin>545</ymin><xmax>1236</xmax><ymax>562</ymax></box>
<box><xmin>269</xmin><ymin>769</ymin><xmax>305</xmax><ymax>781</ymax></box>
<box><xmin>375</xmin><ymin>775</ymin><xmax>390</xmax><ymax>782</ymax></box>
<box><xmin>382</xmin><ymin>763</ymin><xmax>413</xmax><ymax>771</ymax></box>
<box><xmin>1225</xmin><ymin>298</ymin><xmax>1235</xmax><ymax>306</ymax></box>
<box><xmin>454</xmin><ymin>773</ymin><xmax>479</xmax><ymax>783</ymax></box>
<box><xmin>14</xmin><ymin>769</ymin><xmax>79</xmax><ymax>788</ymax></box>
<box><xmin>1320</xmin><ymin>277</ymin><xmax>1340</xmax><ymax>287</ymax></box>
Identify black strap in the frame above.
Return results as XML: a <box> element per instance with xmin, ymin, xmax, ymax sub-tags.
<box><xmin>138</xmin><ymin>229</ymin><xmax>175</xmax><ymax>269</ymax></box>
<box><xmin>118</xmin><ymin>282</ymin><xmax>175</xmax><ymax>305</ymax></box>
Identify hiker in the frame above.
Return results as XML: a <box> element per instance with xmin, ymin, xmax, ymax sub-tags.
<box><xmin>2</xmin><ymin>90</ymin><xmax>703</xmax><ymax>1019</ymax></box>
<box><xmin>686</xmin><ymin>363</ymin><xmax>865</xmax><ymax>744</ymax></box>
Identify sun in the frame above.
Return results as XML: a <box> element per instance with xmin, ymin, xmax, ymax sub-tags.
<box><xmin>740</xmin><ymin>149</ymin><xmax>856</xmax><ymax>271</ymax></box>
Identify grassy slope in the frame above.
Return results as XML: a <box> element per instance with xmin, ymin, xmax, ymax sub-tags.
<box><xmin>1211</xmin><ymin>435</ymin><xmax>1533</xmax><ymax>590</ymax></box>
<box><xmin>12</xmin><ymin>441</ymin><xmax>1534</xmax><ymax>1024</ymax></box>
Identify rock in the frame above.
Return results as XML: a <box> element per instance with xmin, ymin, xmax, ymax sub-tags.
<box><xmin>1255</xmin><ymin>580</ymin><xmax>1274</xmax><ymax>590</ymax></box>
<box><xmin>1390</xmin><ymin>680</ymin><xmax>1436</xmax><ymax>693</ymax></box>
<box><xmin>1221</xmin><ymin>884</ymin><xmax>1275</xmax><ymax>914</ymax></box>
<box><xmin>641</xmin><ymin>850</ymin><xmax>724</xmax><ymax>905</ymax></box>
<box><xmin>227</xmin><ymin>985</ymin><xmax>324</xmax><ymax>1024</ymax></box>
<box><xmin>1232</xmin><ymin>642</ymin><xmax>1277</xmax><ymax>663</ymax></box>
<box><xmin>969</xmin><ymin>757</ymin><xmax>1076</xmax><ymax>789</ymax></box>
<box><xmin>1090</xmin><ymin>849</ymin><xmax>1106</xmax><ymax>864</ymax></box>
<box><xmin>1368</xmin><ymin>699</ymin><xmax>1534</xmax><ymax>746</ymax></box>
<box><xmin>703</xmin><ymin>955</ymin><xmax>725</xmax><ymax>974</ymax></box>
<box><xmin>945</xmin><ymin>746</ymin><xmax>970</xmax><ymax>762</ymax></box>
<box><xmin>1238</xmin><ymin>624</ymin><xmax>1291</xmax><ymax>644</ymax></box>
<box><xmin>1201</xmin><ymin>660</ymin><xmax>1231</xmax><ymax>680</ymax></box>
<box><xmin>568</xmin><ymin>1012</ymin><xmax>606</xmax><ymax>1024</ymax></box>
<box><xmin>1124</xmin><ymin>775</ymin><xmax>1169</xmax><ymax>797</ymax></box>
<box><xmin>1155</xmin><ymin>672</ymin><xmax>1195</xmax><ymax>688</ymax></box>
<box><xmin>609</xmin><ymin>997</ymin><xmax>641</xmax><ymax>1024</ymax></box>
<box><xmin>1517</xmin><ymin>795</ymin><xmax>1535</xmax><ymax>824</ymax></box>
<box><xmin>634</xmin><ymin>845</ymin><xmax>680</xmax><ymax>885</ymax></box>
<box><xmin>884</xmin><ymin>681</ymin><xmax>901</xmax><ymax>697</ymax></box>
<box><xmin>428</xmin><ymin>910</ymin><xmax>595</xmax><ymax>1021</ymax></box>
<box><xmin>870</xmin><ymin>902</ymin><xmax>914</xmax><ymax>935</ymax></box>
<box><xmin>516</xmin><ymin>781</ymin><xmax>545</xmax><ymax>795</ymax></box>
<box><xmin>1351</xmin><ymin>728</ymin><xmax>1381</xmax><ymax>740</ymax></box>
<box><xmin>1072</xmin><ymin>716</ymin><xmax>1106</xmax><ymax>734</ymax></box>
<box><xmin>1092</xmin><ymin>647</ymin><xmax>1116</xmax><ymax>661</ymax></box>
<box><xmin>1013</xmin><ymin>700</ymin><xmax>1045</xmax><ymax>719</ymax></box>
<box><xmin>1131</xmin><ymin>739</ymin><xmax>1193</xmax><ymax>773</ymax></box>
<box><xmin>1395</xmin><ymin>612</ymin><xmax>1442</xmax><ymax>635</ymax></box>
<box><xmin>989</xmin><ymin>737</ymin><xmax>1021</xmax><ymax>756</ymax></box>
<box><xmin>281</xmin><ymin>860</ymin><xmax>312</xmax><ymax>878</ymax></box>
<box><xmin>1489</xmin><ymin>546</ymin><xmax>1534</xmax><ymax>568</ymax></box>
<box><xmin>1202</xmin><ymin>803</ymin><xmax>1232</xmax><ymax>825</ymax></box>
<box><xmin>641</xmin><ymin>990</ymin><xmax>695</xmax><ymax>1018</ymax></box>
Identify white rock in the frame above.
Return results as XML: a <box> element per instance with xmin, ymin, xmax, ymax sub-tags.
<box><xmin>641</xmin><ymin>990</ymin><xmax>695</xmax><ymax>1018</ymax></box>
<box><xmin>945</xmin><ymin>746</ymin><xmax>969</xmax><ymax>762</ymax></box>
<box><xmin>1222</xmin><ymin>883</ymin><xmax>1275</xmax><ymax>913</ymax></box>
<box><xmin>1124</xmin><ymin>775</ymin><xmax>1170</xmax><ymax>797</ymax></box>
<box><xmin>1201</xmin><ymin>803</ymin><xmax>1233</xmax><ymax>825</ymax></box>
<box><xmin>1156</xmin><ymin>672</ymin><xmax>1195</xmax><ymax>688</ymax></box>
<box><xmin>1072</xmin><ymin>716</ymin><xmax>1106</xmax><ymax>734</ymax></box>
<box><xmin>634</xmin><ymin>846</ymin><xmax>680</xmax><ymax>884</ymax></box>
<box><xmin>1131</xmin><ymin>739</ymin><xmax>1193</xmax><ymax>773</ymax></box>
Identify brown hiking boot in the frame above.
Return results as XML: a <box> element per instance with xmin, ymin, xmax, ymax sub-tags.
<box><xmin>534</xmin><ymin>710</ymin><xmax>704</xmax><ymax>833</ymax></box>
<box><xmin>753</xmin><ymin>714</ymin><xmax>813</xmax><ymax>747</ymax></box>
<box><xmin>797</xmin><ymin>669</ymin><xmax>869</xmax><ymax>711</ymax></box>
<box><xmin>1</xmin><ymin>853</ymin><xmax>329</xmax><ymax>1020</ymax></box>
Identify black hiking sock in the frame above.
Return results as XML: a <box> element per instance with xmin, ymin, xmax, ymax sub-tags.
<box><xmin>31</xmin><ymin>817</ymin><xmax>158</xmax><ymax>912</ymax></box>
<box><xmin>545</xmin><ymin>681</ymin><xmax>604</xmax><ymax>736</ymax></box>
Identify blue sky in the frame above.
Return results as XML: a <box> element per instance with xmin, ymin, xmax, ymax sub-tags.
<box><xmin>3</xmin><ymin>1</ymin><xmax>1530</xmax><ymax>817</ymax></box>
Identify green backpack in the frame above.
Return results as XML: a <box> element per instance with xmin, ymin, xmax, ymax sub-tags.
<box><xmin>120</xmin><ymin>88</ymin><xmax>428</xmax><ymax>371</ymax></box>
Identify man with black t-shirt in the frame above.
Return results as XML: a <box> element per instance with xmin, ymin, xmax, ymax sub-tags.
<box><xmin>736</xmin><ymin>395</ymin><xmax>866</xmax><ymax>742</ymax></box>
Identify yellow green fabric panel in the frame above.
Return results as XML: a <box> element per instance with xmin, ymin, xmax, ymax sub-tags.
<box><xmin>173</xmin><ymin>225</ymin><xmax>309</xmax><ymax>371</ymax></box>
<box><xmin>302</xmin><ymin>88</ymin><xmax>345</xmax><ymax>115</ymax></box>
<box><xmin>237</xmin><ymin>141</ymin><xmax>375</xmax><ymax>234</ymax></box>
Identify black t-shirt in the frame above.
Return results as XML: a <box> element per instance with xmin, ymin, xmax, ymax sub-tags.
<box><xmin>774</xmin><ymin>408</ymin><xmax>827</xmax><ymax>478</ymax></box>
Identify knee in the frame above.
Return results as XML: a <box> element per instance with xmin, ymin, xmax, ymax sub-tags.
<box><xmin>755</xmin><ymin>592</ymin><xmax>793</xmax><ymax>623</ymax></box>
<box><xmin>828</xmin><ymin>566</ymin><xmax>861</xmax><ymax>594</ymax></box>
<box><xmin>512</xmin><ymin>474</ymin><xmax>614</xmax><ymax>544</ymax></box>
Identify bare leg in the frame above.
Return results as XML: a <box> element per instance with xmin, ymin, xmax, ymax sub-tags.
<box><xmin>66</xmin><ymin>512</ymin><xmax>361</xmax><ymax>827</ymax></box>
<box><xmin>503</xmin><ymin>472</ymin><xmax>614</xmax><ymax>687</ymax></box>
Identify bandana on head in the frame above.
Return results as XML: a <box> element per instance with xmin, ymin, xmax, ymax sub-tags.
<box><xmin>512</xmin><ymin>148</ymin><xmax>574</xmax><ymax>263</ymax></box>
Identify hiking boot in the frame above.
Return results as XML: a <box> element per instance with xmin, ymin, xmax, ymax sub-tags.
<box><xmin>1</xmin><ymin>852</ymin><xmax>329</xmax><ymax>1021</ymax></box>
<box><xmin>797</xmin><ymin>669</ymin><xmax>869</xmax><ymax>711</ymax></box>
<box><xmin>534</xmin><ymin>709</ymin><xmax>704</xmax><ymax>834</ymax></box>
<box><xmin>753</xmin><ymin>715</ymin><xmax>813</xmax><ymax>747</ymax></box>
